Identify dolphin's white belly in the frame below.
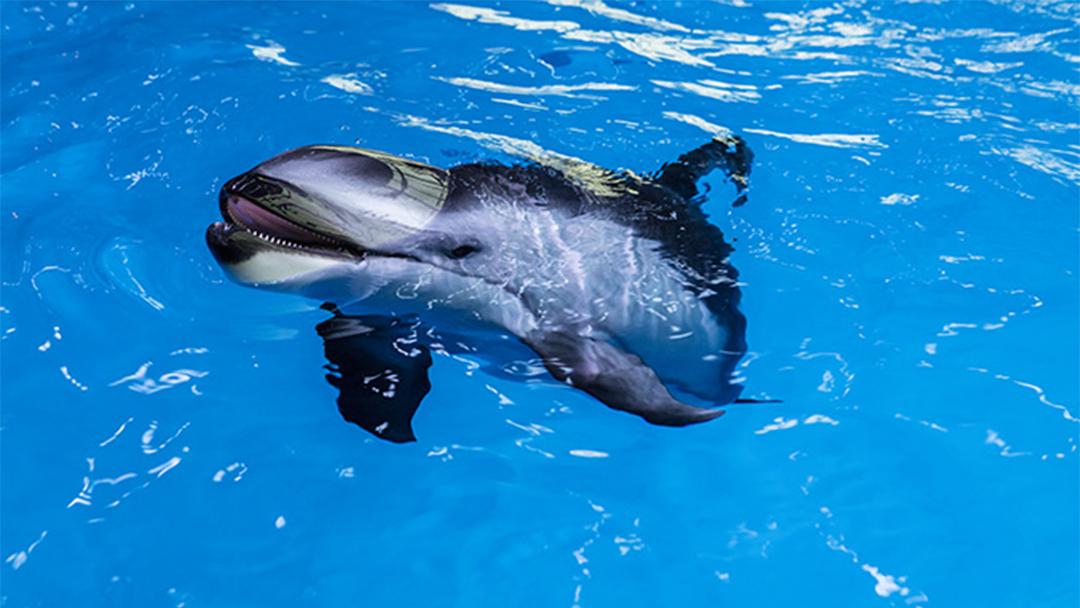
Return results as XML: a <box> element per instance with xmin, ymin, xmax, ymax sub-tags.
<box><xmin>289</xmin><ymin>255</ymin><xmax>540</xmax><ymax>338</ymax></box>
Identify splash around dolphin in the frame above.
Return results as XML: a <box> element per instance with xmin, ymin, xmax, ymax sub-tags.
<box><xmin>206</xmin><ymin>136</ymin><xmax>759</xmax><ymax>442</ymax></box>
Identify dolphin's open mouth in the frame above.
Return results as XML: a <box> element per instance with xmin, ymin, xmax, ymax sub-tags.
<box><xmin>207</xmin><ymin>145</ymin><xmax>452</xmax><ymax>276</ymax></box>
<box><xmin>212</xmin><ymin>193</ymin><xmax>362</xmax><ymax>259</ymax></box>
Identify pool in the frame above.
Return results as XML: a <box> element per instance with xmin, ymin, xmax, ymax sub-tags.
<box><xmin>2</xmin><ymin>1</ymin><xmax>1077</xmax><ymax>606</ymax></box>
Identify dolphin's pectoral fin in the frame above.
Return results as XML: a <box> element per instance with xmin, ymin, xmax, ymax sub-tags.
<box><xmin>654</xmin><ymin>136</ymin><xmax>754</xmax><ymax>205</ymax></box>
<box><xmin>525</xmin><ymin>330</ymin><xmax>724</xmax><ymax>427</ymax></box>
<box><xmin>316</xmin><ymin>311</ymin><xmax>432</xmax><ymax>443</ymax></box>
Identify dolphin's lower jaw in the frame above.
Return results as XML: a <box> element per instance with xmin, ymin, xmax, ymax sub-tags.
<box><xmin>204</xmin><ymin>222</ymin><xmax>359</xmax><ymax>286</ymax></box>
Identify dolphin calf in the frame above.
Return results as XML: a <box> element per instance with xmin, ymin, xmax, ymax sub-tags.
<box><xmin>206</xmin><ymin>137</ymin><xmax>756</xmax><ymax>442</ymax></box>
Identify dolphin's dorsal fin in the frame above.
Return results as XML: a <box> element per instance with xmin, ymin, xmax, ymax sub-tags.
<box><xmin>524</xmin><ymin>330</ymin><xmax>724</xmax><ymax>427</ymax></box>
<box><xmin>316</xmin><ymin>311</ymin><xmax>432</xmax><ymax>443</ymax></box>
<box><xmin>654</xmin><ymin>136</ymin><xmax>754</xmax><ymax>206</ymax></box>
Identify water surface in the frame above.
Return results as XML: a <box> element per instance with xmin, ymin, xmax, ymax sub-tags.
<box><xmin>2</xmin><ymin>1</ymin><xmax>1078</xmax><ymax>606</ymax></box>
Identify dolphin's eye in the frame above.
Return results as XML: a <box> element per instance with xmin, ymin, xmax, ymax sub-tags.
<box><xmin>448</xmin><ymin>245</ymin><xmax>478</xmax><ymax>259</ymax></box>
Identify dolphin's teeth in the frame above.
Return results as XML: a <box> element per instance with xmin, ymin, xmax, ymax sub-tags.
<box><xmin>234</xmin><ymin>218</ymin><xmax>355</xmax><ymax>257</ymax></box>
<box><xmin>226</xmin><ymin>195</ymin><xmax>354</xmax><ymax>255</ymax></box>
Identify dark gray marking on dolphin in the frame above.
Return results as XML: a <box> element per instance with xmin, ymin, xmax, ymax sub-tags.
<box><xmin>206</xmin><ymin>136</ymin><xmax>761</xmax><ymax>442</ymax></box>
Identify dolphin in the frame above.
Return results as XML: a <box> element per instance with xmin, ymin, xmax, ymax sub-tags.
<box><xmin>206</xmin><ymin>136</ymin><xmax>757</xmax><ymax>442</ymax></box>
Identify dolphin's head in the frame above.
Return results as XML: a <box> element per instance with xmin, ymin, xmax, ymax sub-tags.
<box><xmin>206</xmin><ymin>145</ymin><xmax>483</xmax><ymax>289</ymax></box>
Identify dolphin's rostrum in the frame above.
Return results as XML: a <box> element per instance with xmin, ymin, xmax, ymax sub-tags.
<box><xmin>206</xmin><ymin>136</ymin><xmax>757</xmax><ymax>442</ymax></box>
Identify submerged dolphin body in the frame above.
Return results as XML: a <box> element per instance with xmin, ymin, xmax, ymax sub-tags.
<box><xmin>206</xmin><ymin>137</ymin><xmax>756</xmax><ymax>442</ymax></box>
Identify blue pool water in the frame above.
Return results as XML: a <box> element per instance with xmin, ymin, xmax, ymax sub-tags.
<box><xmin>2</xmin><ymin>1</ymin><xmax>1078</xmax><ymax>606</ymax></box>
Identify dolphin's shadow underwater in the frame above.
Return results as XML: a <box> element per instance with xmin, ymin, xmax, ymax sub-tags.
<box><xmin>207</xmin><ymin>136</ymin><xmax>763</xmax><ymax>443</ymax></box>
